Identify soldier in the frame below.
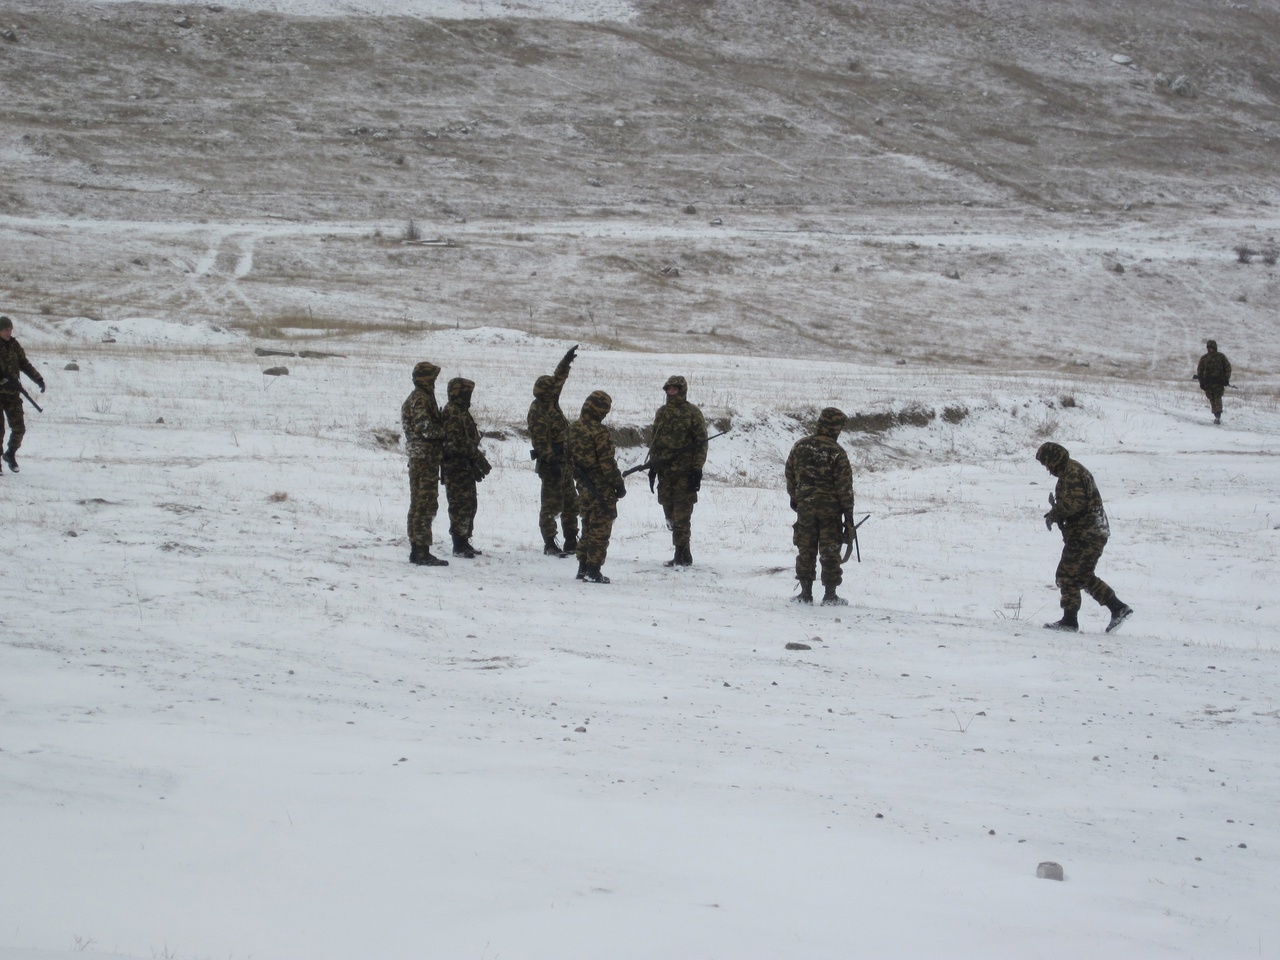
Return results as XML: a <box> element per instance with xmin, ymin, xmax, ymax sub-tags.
<box><xmin>1036</xmin><ymin>441</ymin><xmax>1133</xmax><ymax>633</ymax></box>
<box><xmin>527</xmin><ymin>345</ymin><xmax>580</xmax><ymax>557</ymax></box>
<box><xmin>1193</xmin><ymin>339</ymin><xmax>1232</xmax><ymax>425</ymax></box>
<box><xmin>647</xmin><ymin>375</ymin><xmax>708</xmax><ymax>567</ymax></box>
<box><xmin>441</xmin><ymin>377</ymin><xmax>491</xmax><ymax>558</ymax></box>
<box><xmin>0</xmin><ymin>315</ymin><xmax>45</xmax><ymax>474</ymax></box>
<box><xmin>400</xmin><ymin>361</ymin><xmax>448</xmax><ymax>566</ymax></box>
<box><xmin>566</xmin><ymin>390</ymin><xmax>626</xmax><ymax>584</ymax></box>
<box><xmin>785</xmin><ymin>407</ymin><xmax>855</xmax><ymax>605</ymax></box>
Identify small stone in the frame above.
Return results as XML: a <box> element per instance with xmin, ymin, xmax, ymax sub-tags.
<box><xmin>262</xmin><ymin>366</ymin><xmax>289</xmax><ymax>376</ymax></box>
<box><xmin>1111</xmin><ymin>54</ymin><xmax>1133</xmax><ymax>65</ymax></box>
<box><xmin>683</xmin><ymin>204</ymin><xmax>697</xmax><ymax>214</ymax></box>
<box><xmin>575</xmin><ymin>726</ymin><xmax>587</xmax><ymax>733</ymax></box>
<box><xmin>1036</xmin><ymin>861</ymin><xmax>1064</xmax><ymax>881</ymax></box>
<box><xmin>155</xmin><ymin>417</ymin><xmax>165</xmax><ymax>424</ymax></box>
<box><xmin>1238</xmin><ymin>843</ymin><xmax>1247</xmax><ymax>849</ymax></box>
<box><xmin>785</xmin><ymin>642</ymin><xmax>811</xmax><ymax>651</ymax></box>
<box><xmin>64</xmin><ymin>362</ymin><xmax>79</xmax><ymax>371</ymax></box>
<box><xmin>65</xmin><ymin>530</ymin><xmax>78</xmax><ymax>537</ymax></box>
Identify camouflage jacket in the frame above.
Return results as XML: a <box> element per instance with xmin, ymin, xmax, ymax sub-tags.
<box><xmin>785</xmin><ymin>434</ymin><xmax>854</xmax><ymax>512</ymax></box>
<box><xmin>401</xmin><ymin>368</ymin><xmax>445</xmax><ymax>461</ymax></box>
<box><xmin>0</xmin><ymin>337</ymin><xmax>42</xmax><ymax>393</ymax></box>
<box><xmin>1046</xmin><ymin>458</ymin><xmax>1110</xmax><ymax>539</ymax></box>
<box><xmin>1196</xmin><ymin>351</ymin><xmax>1232</xmax><ymax>389</ymax></box>
<box><xmin>568</xmin><ymin>392</ymin><xmax>622</xmax><ymax>503</ymax></box>
<box><xmin>527</xmin><ymin>353</ymin><xmax>572</xmax><ymax>466</ymax></box>
<box><xmin>648</xmin><ymin>376</ymin><xmax>707</xmax><ymax>475</ymax></box>
<box><xmin>443</xmin><ymin>378</ymin><xmax>491</xmax><ymax>479</ymax></box>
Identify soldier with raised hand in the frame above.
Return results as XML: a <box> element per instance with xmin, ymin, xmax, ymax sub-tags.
<box><xmin>647</xmin><ymin>375</ymin><xmax>708</xmax><ymax>568</ymax></box>
<box><xmin>528</xmin><ymin>344</ymin><xmax>580</xmax><ymax>558</ymax></box>
<box><xmin>567</xmin><ymin>390</ymin><xmax>626</xmax><ymax>584</ymax></box>
<box><xmin>1036</xmin><ymin>441</ymin><xmax>1133</xmax><ymax>633</ymax></box>
<box><xmin>785</xmin><ymin>407</ymin><xmax>855</xmax><ymax>605</ymax></box>
<box><xmin>1193</xmin><ymin>339</ymin><xmax>1232</xmax><ymax>425</ymax></box>
<box><xmin>441</xmin><ymin>377</ymin><xmax>491</xmax><ymax>559</ymax></box>
<box><xmin>0</xmin><ymin>315</ymin><xmax>46</xmax><ymax>475</ymax></box>
<box><xmin>400</xmin><ymin>361</ymin><xmax>449</xmax><ymax>566</ymax></box>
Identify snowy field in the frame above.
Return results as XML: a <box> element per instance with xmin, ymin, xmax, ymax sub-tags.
<box><xmin>3</xmin><ymin>318</ymin><xmax>1279</xmax><ymax>960</ymax></box>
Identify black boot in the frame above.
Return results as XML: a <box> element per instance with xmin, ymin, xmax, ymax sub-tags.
<box><xmin>544</xmin><ymin>539</ymin><xmax>568</xmax><ymax>557</ymax></box>
<box><xmin>452</xmin><ymin>535</ymin><xmax>477</xmax><ymax>559</ymax></box>
<box><xmin>563</xmin><ymin>532</ymin><xmax>578</xmax><ymax>553</ymax></box>
<box><xmin>821</xmin><ymin>585</ymin><xmax>848</xmax><ymax>606</ymax></box>
<box><xmin>663</xmin><ymin>547</ymin><xmax>682</xmax><ymax>568</ymax></box>
<box><xmin>1105</xmin><ymin>598</ymin><xmax>1134</xmax><ymax>634</ymax></box>
<box><xmin>3</xmin><ymin>450</ymin><xmax>17</xmax><ymax>473</ymax></box>
<box><xmin>575</xmin><ymin>560</ymin><xmax>587</xmax><ymax>580</ymax></box>
<box><xmin>582</xmin><ymin>564</ymin><xmax>611</xmax><ymax>584</ymax></box>
<box><xmin>793</xmin><ymin>580</ymin><xmax>814</xmax><ymax>604</ymax></box>
<box><xmin>1044</xmin><ymin>610</ymin><xmax>1079</xmax><ymax>632</ymax></box>
<box><xmin>681</xmin><ymin>545</ymin><xmax>693</xmax><ymax>566</ymax></box>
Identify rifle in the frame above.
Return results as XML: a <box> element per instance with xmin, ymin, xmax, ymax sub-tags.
<box><xmin>842</xmin><ymin>513</ymin><xmax>871</xmax><ymax>563</ymax></box>
<box><xmin>622</xmin><ymin>429</ymin><xmax>729</xmax><ymax>486</ymax></box>
<box><xmin>574</xmin><ymin>464</ymin><xmax>604</xmax><ymax>505</ymax></box>
<box><xmin>0</xmin><ymin>376</ymin><xmax>41</xmax><ymax>413</ymax></box>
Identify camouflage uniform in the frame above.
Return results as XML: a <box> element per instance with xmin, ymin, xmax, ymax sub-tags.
<box><xmin>528</xmin><ymin>346</ymin><xmax>579</xmax><ymax>552</ymax></box>
<box><xmin>648</xmin><ymin>375</ymin><xmax>708</xmax><ymax>566</ymax></box>
<box><xmin>400</xmin><ymin>361</ymin><xmax>446</xmax><ymax>561</ymax></box>
<box><xmin>441</xmin><ymin>377</ymin><xmax>492</xmax><ymax>554</ymax></box>
<box><xmin>0</xmin><ymin>318</ymin><xmax>45</xmax><ymax>473</ymax></box>
<box><xmin>1037</xmin><ymin>441</ymin><xmax>1132</xmax><ymax>632</ymax></box>
<box><xmin>567</xmin><ymin>390</ymin><xmax>625</xmax><ymax>581</ymax></box>
<box><xmin>785</xmin><ymin>408</ymin><xmax>855</xmax><ymax>603</ymax></box>
<box><xmin>1195</xmin><ymin>340</ymin><xmax>1232</xmax><ymax>423</ymax></box>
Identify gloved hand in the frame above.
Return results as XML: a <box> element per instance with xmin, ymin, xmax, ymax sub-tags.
<box><xmin>613</xmin><ymin>480</ymin><xmax>627</xmax><ymax>499</ymax></box>
<box><xmin>36</xmin><ymin>378</ymin><xmax>46</xmax><ymax>393</ymax></box>
<box><xmin>688</xmin><ymin>468</ymin><xmax>702</xmax><ymax>493</ymax></box>
<box><xmin>474</xmin><ymin>455</ymin><xmax>492</xmax><ymax>482</ymax></box>
<box><xmin>562</xmin><ymin>344</ymin><xmax>579</xmax><ymax>367</ymax></box>
<box><xmin>648</xmin><ymin>468</ymin><xmax>657</xmax><ymax>493</ymax></box>
<box><xmin>1044</xmin><ymin>511</ymin><xmax>1054</xmax><ymax>531</ymax></box>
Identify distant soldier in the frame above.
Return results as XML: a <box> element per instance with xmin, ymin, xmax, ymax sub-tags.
<box><xmin>0</xmin><ymin>315</ymin><xmax>46</xmax><ymax>474</ymax></box>
<box><xmin>400</xmin><ymin>361</ymin><xmax>448</xmax><ymax>566</ymax></box>
<box><xmin>528</xmin><ymin>345</ymin><xmax>579</xmax><ymax>557</ymax></box>
<box><xmin>785</xmin><ymin>407</ymin><xmax>855</xmax><ymax>605</ymax></box>
<box><xmin>647</xmin><ymin>375</ymin><xmax>708</xmax><ymax>567</ymax></box>
<box><xmin>441</xmin><ymin>377</ymin><xmax>491</xmax><ymax>558</ymax></box>
<box><xmin>1036</xmin><ymin>441</ymin><xmax>1133</xmax><ymax>633</ymax></box>
<box><xmin>1193</xmin><ymin>339</ymin><xmax>1232</xmax><ymax>425</ymax></box>
<box><xmin>566</xmin><ymin>390</ymin><xmax>626</xmax><ymax>583</ymax></box>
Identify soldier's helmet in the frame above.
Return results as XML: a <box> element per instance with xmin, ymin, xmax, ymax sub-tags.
<box><xmin>533</xmin><ymin>374</ymin><xmax>556</xmax><ymax>399</ymax></box>
<box><xmin>1206</xmin><ymin>339</ymin><xmax>1218</xmax><ymax>351</ymax></box>
<box><xmin>412</xmin><ymin>361</ymin><xmax>440</xmax><ymax>389</ymax></box>
<box><xmin>1036</xmin><ymin>441</ymin><xmax>1070</xmax><ymax>470</ymax></box>
<box><xmin>581</xmin><ymin>390</ymin><xmax>612</xmax><ymax>422</ymax></box>
<box><xmin>816</xmin><ymin>407</ymin><xmax>847</xmax><ymax>437</ymax></box>
<box><xmin>662</xmin><ymin>375</ymin><xmax>688</xmax><ymax>399</ymax></box>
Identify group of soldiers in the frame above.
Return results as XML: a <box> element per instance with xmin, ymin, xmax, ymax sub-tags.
<box><xmin>0</xmin><ymin>312</ymin><xmax>1235</xmax><ymax>623</ymax></box>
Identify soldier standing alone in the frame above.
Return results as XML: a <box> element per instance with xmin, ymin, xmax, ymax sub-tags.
<box><xmin>647</xmin><ymin>375</ymin><xmax>708</xmax><ymax>568</ymax></box>
<box><xmin>528</xmin><ymin>345</ymin><xmax>580</xmax><ymax>557</ymax></box>
<box><xmin>1036</xmin><ymin>441</ymin><xmax>1133</xmax><ymax>633</ymax></box>
<box><xmin>785</xmin><ymin>407</ymin><xmax>855</xmax><ymax>605</ymax></box>
<box><xmin>400</xmin><ymin>361</ymin><xmax>448</xmax><ymax>566</ymax></box>
<box><xmin>441</xmin><ymin>377</ymin><xmax>491</xmax><ymax>558</ymax></box>
<box><xmin>1194</xmin><ymin>339</ymin><xmax>1232</xmax><ymax>425</ymax></box>
<box><xmin>0</xmin><ymin>315</ymin><xmax>46</xmax><ymax>474</ymax></box>
<box><xmin>567</xmin><ymin>390</ymin><xmax>626</xmax><ymax>583</ymax></box>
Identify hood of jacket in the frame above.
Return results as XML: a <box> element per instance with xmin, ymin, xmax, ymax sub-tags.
<box><xmin>815</xmin><ymin>406</ymin><xmax>847</xmax><ymax>439</ymax></box>
<box><xmin>1036</xmin><ymin>440</ymin><xmax>1070</xmax><ymax>474</ymax></box>
<box><xmin>662</xmin><ymin>375</ymin><xmax>688</xmax><ymax>404</ymax></box>
<box><xmin>412</xmin><ymin>361</ymin><xmax>440</xmax><ymax>391</ymax></box>
<box><xmin>448</xmin><ymin>377</ymin><xmax>475</xmax><ymax>406</ymax></box>
<box><xmin>533</xmin><ymin>374</ymin><xmax>557</xmax><ymax>400</ymax></box>
<box><xmin>580</xmin><ymin>390</ymin><xmax>612</xmax><ymax>423</ymax></box>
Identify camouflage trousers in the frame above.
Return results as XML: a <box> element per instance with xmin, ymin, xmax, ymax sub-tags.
<box><xmin>406</xmin><ymin>454</ymin><xmax>441</xmax><ymax>547</ymax></box>
<box><xmin>0</xmin><ymin>392</ymin><xmax>25</xmax><ymax>454</ymax></box>
<box><xmin>1055</xmin><ymin>533</ymin><xmax>1116</xmax><ymax>614</ymax></box>
<box><xmin>793</xmin><ymin>502</ymin><xmax>844</xmax><ymax>587</ymax></box>
<box><xmin>575</xmin><ymin>493</ymin><xmax>617</xmax><ymax>567</ymax></box>
<box><xmin>1202</xmin><ymin>386</ymin><xmax>1225</xmax><ymax>416</ymax></box>
<box><xmin>442</xmin><ymin>468</ymin><xmax>478</xmax><ymax>540</ymax></box>
<box><xmin>656</xmin><ymin>472</ymin><xmax>698</xmax><ymax>547</ymax></box>
<box><xmin>537</xmin><ymin>462</ymin><xmax>579</xmax><ymax>543</ymax></box>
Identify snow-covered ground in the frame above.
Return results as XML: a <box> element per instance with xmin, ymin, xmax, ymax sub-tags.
<box><xmin>3</xmin><ymin>318</ymin><xmax>1279</xmax><ymax>959</ymax></box>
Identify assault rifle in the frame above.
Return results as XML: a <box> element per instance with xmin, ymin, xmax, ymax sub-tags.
<box><xmin>0</xmin><ymin>375</ymin><xmax>42</xmax><ymax>413</ymax></box>
<box><xmin>623</xmin><ymin>429</ymin><xmax>729</xmax><ymax>491</ymax></box>
<box><xmin>843</xmin><ymin>512</ymin><xmax>871</xmax><ymax>563</ymax></box>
